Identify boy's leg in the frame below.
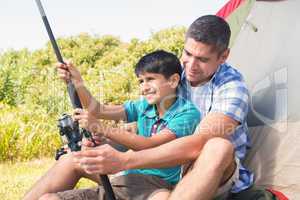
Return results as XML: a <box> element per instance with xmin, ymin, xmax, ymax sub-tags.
<box><xmin>169</xmin><ymin>138</ymin><xmax>235</xmax><ymax>200</ymax></box>
<box><xmin>38</xmin><ymin>193</ymin><xmax>61</xmax><ymax>200</ymax></box>
<box><xmin>38</xmin><ymin>174</ymin><xmax>172</xmax><ymax>200</ymax></box>
<box><xmin>22</xmin><ymin>154</ymin><xmax>100</xmax><ymax>200</ymax></box>
<box><xmin>39</xmin><ymin>188</ymin><xmax>100</xmax><ymax>200</ymax></box>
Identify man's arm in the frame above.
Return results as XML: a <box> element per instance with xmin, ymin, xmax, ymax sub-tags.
<box><xmin>124</xmin><ymin>112</ymin><xmax>238</xmax><ymax>169</ymax></box>
<box><xmin>73</xmin><ymin>112</ymin><xmax>239</xmax><ymax>174</ymax></box>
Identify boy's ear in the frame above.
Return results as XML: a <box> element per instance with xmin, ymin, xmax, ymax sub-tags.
<box><xmin>168</xmin><ymin>74</ymin><xmax>180</xmax><ymax>89</ymax></box>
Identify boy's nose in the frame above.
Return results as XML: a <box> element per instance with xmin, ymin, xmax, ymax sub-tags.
<box><xmin>141</xmin><ymin>83</ymin><xmax>150</xmax><ymax>94</ymax></box>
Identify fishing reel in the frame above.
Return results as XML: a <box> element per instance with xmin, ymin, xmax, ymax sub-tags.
<box><xmin>55</xmin><ymin>113</ymin><xmax>93</xmax><ymax>160</ymax></box>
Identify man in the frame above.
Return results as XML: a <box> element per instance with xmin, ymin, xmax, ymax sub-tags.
<box><xmin>73</xmin><ymin>15</ymin><xmax>253</xmax><ymax>200</ymax></box>
<box><xmin>24</xmin><ymin>15</ymin><xmax>253</xmax><ymax>200</ymax></box>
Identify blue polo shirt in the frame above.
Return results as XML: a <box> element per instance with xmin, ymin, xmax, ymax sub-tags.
<box><xmin>123</xmin><ymin>96</ymin><xmax>201</xmax><ymax>185</ymax></box>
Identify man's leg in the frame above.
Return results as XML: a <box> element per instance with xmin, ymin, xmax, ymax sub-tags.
<box><xmin>148</xmin><ymin>189</ymin><xmax>171</xmax><ymax>200</ymax></box>
<box><xmin>22</xmin><ymin>154</ymin><xmax>100</xmax><ymax>200</ymax></box>
<box><xmin>169</xmin><ymin>138</ymin><xmax>235</xmax><ymax>200</ymax></box>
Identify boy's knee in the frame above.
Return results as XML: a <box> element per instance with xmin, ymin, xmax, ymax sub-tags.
<box><xmin>57</xmin><ymin>153</ymin><xmax>84</xmax><ymax>176</ymax></box>
<box><xmin>38</xmin><ymin>193</ymin><xmax>60</xmax><ymax>200</ymax></box>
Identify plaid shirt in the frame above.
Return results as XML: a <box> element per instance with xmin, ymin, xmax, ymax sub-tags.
<box><xmin>179</xmin><ymin>63</ymin><xmax>254</xmax><ymax>193</ymax></box>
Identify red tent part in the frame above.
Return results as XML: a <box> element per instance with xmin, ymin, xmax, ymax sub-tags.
<box><xmin>216</xmin><ymin>0</ymin><xmax>245</xmax><ymax>19</ymax></box>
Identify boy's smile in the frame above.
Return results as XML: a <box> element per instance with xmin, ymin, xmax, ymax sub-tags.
<box><xmin>138</xmin><ymin>72</ymin><xmax>175</xmax><ymax>106</ymax></box>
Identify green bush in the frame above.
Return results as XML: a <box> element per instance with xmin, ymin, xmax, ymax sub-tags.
<box><xmin>0</xmin><ymin>26</ymin><xmax>186</xmax><ymax>162</ymax></box>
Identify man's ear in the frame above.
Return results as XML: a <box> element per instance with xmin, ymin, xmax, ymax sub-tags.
<box><xmin>219</xmin><ymin>48</ymin><xmax>230</xmax><ymax>63</ymax></box>
<box><xmin>168</xmin><ymin>74</ymin><xmax>180</xmax><ymax>89</ymax></box>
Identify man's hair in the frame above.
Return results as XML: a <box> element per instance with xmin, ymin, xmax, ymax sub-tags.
<box><xmin>135</xmin><ymin>50</ymin><xmax>182</xmax><ymax>79</ymax></box>
<box><xmin>186</xmin><ymin>15</ymin><xmax>231</xmax><ymax>54</ymax></box>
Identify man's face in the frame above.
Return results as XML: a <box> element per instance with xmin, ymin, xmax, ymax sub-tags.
<box><xmin>181</xmin><ymin>38</ymin><xmax>229</xmax><ymax>86</ymax></box>
<box><xmin>138</xmin><ymin>72</ymin><xmax>176</xmax><ymax>105</ymax></box>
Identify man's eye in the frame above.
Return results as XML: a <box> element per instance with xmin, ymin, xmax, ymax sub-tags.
<box><xmin>199</xmin><ymin>58</ymin><xmax>208</xmax><ymax>63</ymax></box>
<box><xmin>138</xmin><ymin>80</ymin><xmax>144</xmax><ymax>84</ymax></box>
<box><xmin>195</xmin><ymin>57</ymin><xmax>209</xmax><ymax>63</ymax></box>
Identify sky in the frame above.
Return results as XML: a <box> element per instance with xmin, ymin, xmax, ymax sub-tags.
<box><xmin>0</xmin><ymin>0</ymin><xmax>227</xmax><ymax>51</ymax></box>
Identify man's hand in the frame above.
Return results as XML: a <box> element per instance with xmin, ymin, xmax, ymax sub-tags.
<box><xmin>73</xmin><ymin>108</ymin><xmax>101</xmax><ymax>134</ymax></box>
<box><xmin>56</xmin><ymin>60</ymin><xmax>83</xmax><ymax>85</ymax></box>
<box><xmin>73</xmin><ymin>144</ymin><xmax>128</xmax><ymax>174</ymax></box>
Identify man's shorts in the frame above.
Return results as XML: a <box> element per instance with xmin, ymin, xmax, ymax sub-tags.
<box><xmin>215</xmin><ymin>157</ymin><xmax>240</xmax><ymax>198</ymax></box>
<box><xmin>56</xmin><ymin>174</ymin><xmax>174</xmax><ymax>200</ymax></box>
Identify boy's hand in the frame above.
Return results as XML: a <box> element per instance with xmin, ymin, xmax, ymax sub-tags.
<box><xmin>56</xmin><ymin>60</ymin><xmax>83</xmax><ymax>86</ymax></box>
<box><xmin>73</xmin><ymin>108</ymin><xmax>102</xmax><ymax>134</ymax></box>
<box><xmin>82</xmin><ymin>135</ymin><xmax>104</xmax><ymax>150</ymax></box>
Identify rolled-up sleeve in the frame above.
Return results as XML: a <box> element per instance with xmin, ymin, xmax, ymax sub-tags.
<box><xmin>210</xmin><ymin>81</ymin><xmax>249</xmax><ymax>123</ymax></box>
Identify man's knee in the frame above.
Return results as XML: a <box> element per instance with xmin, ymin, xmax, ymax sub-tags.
<box><xmin>204</xmin><ymin>137</ymin><xmax>234</xmax><ymax>156</ymax></box>
<box><xmin>196</xmin><ymin>137</ymin><xmax>234</xmax><ymax>170</ymax></box>
<box><xmin>38</xmin><ymin>193</ymin><xmax>60</xmax><ymax>200</ymax></box>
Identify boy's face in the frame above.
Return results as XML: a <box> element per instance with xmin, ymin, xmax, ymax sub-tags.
<box><xmin>138</xmin><ymin>72</ymin><xmax>176</xmax><ymax>105</ymax></box>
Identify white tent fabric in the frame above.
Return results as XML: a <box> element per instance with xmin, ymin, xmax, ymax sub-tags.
<box><xmin>227</xmin><ymin>0</ymin><xmax>300</xmax><ymax>199</ymax></box>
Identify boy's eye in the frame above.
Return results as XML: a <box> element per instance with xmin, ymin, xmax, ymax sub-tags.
<box><xmin>184</xmin><ymin>49</ymin><xmax>191</xmax><ymax>56</ymax></box>
<box><xmin>146</xmin><ymin>77</ymin><xmax>155</xmax><ymax>81</ymax></box>
<box><xmin>138</xmin><ymin>80</ymin><xmax>144</xmax><ymax>84</ymax></box>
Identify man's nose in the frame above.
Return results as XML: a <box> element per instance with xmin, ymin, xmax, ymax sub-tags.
<box><xmin>188</xmin><ymin>57</ymin><xmax>198</xmax><ymax>71</ymax></box>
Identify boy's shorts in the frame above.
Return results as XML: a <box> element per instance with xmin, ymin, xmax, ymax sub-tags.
<box><xmin>56</xmin><ymin>174</ymin><xmax>174</xmax><ymax>200</ymax></box>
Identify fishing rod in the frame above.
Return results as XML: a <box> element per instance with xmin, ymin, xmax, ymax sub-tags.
<box><xmin>34</xmin><ymin>1</ymin><xmax>116</xmax><ymax>199</ymax></box>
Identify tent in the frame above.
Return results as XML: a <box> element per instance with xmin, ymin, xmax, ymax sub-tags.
<box><xmin>216</xmin><ymin>0</ymin><xmax>300</xmax><ymax>199</ymax></box>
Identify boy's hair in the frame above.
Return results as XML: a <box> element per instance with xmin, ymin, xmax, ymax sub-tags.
<box><xmin>186</xmin><ymin>15</ymin><xmax>231</xmax><ymax>55</ymax></box>
<box><xmin>135</xmin><ymin>50</ymin><xmax>182</xmax><ymax>79</ymax></box>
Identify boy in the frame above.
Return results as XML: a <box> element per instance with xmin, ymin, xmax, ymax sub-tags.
<box><xmin>24</xmin><ymin>50</ymin><xmax>200</xmax><ymax>200</ymax></box>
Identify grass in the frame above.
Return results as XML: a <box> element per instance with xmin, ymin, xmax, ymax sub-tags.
<box><xmin>0</xmin><ymin>158</ymin><xmax>97</xmax><ymax>200</ymax></box>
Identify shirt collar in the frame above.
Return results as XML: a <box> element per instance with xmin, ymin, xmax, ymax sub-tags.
<box><xmin>142</xmin><ymin>97</ymin><xmax>182</xmax><ymax>121</ymax></box>
<box><xmin>181</xmin><ymin>63</ymin><xmax>224</xmax><ymax>88</ymax></box>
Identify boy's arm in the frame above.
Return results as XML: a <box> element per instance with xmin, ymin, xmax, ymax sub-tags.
<box><xmin>97</xmin><ymin>105</ymin><xmax>201</xmax><ymax>150</ymax></box>
<box><xmin>73</xmin><ymin>108</ymin><xmax>177</xmax><ymax>151</ymax></box>
<box><xmin>57</xmin><ymin>61</ymin><xmax>127</xmax><ymax>121</ymax></box>
<box><xmin>75</xmin><ymin>84</ymin><xmax>126</xmax><ymax>121</ymax></box>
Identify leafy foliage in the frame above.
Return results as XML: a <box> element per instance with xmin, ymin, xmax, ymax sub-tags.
<box><xmin>0</xmin><ymin>27</ymin><xmax>186</xmax><ymax>161</ymax></box>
